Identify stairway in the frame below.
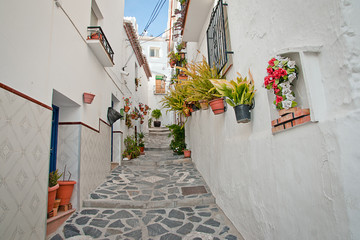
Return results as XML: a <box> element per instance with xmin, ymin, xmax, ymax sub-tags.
<box><xmin>49</xmin><ymin>128</ymin><xmax>244</xmax><ymax>240</ymax></box>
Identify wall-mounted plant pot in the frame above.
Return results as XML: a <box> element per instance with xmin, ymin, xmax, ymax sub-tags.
<box><xmin>56</xmin><ymin>181</ymin><xmax>76</xmax><ymax>206</ymax></box>
<box><xmin>140</xmin><ymin>147</ymin><xmax>145</xmax><ymax>153</ymax></box>
<box><xmin>48</xmin><ymin>184</ymin><xmax>59</xmax><ymax>214</ymax></box>
<box><xmin>144</xmin><ymin>111</ymin><xmax>148</xmax><ymax>115</ymax></box>
<box><xmin>154</xmin><ymin>120</ymin><xmax>161</xmax><ymax>127</ymax></box>
<box><xmin>184</xmin><ymin>150</ymin><xmax>191</xmax><ymax>158</ymax></box>
<box><xmin>199</xmin><ymin>99</ymin><xmax>209</xmax><ymax>110</ymax></box>
<box><xmin>170</xmin><ymin>60</ymin><xmax>176</xmax><ymax>68</ymax></box>
<box><xmin>234</xmin><ymin>104</ymin><xmax>251</xmax><ymax>123</ymax></box>
<box><xmin>124</xmin><ymin>106</ymin><xmax>130</xmax><ymax>112</ymax></box>
<box><xmin>209</xmin><ymin>98</ymin><xmax>226</xmax><ymax>115</ymax></box>
<box><xmin>83</xmin><ymin>93</ymin><xmax>95</xmax><ymax>104</ymax></box>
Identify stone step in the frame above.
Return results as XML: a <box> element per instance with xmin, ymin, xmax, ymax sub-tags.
<box><xmin>83</xmin><ymin>195</ymin><xmax>215</xmax><ymax>209</ymax></box>
<box><xmin>148</xmin><ymin>127</ymin><xmax>170</xmax><ymax>133</ymax></box>
<box><xmin>122</xmin><ymin>157</ymin><xmax>191</xmax><ymax>167</ymax></box>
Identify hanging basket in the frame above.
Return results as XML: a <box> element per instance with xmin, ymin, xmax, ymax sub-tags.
<box><xmin>124</xmin><ymin>106</ymin><xmax>130</xmax><ymax>113</ymax></box>
<box><xmin>83</xmin><ymin>93</ymin><xmax>95</xmax><ymax>104</ymax></box>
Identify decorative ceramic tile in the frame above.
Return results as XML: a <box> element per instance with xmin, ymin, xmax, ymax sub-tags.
<box><xmin>0</xmin><ymin>87</ymin><xmax>52</xmax><ymax>240</ymax></box>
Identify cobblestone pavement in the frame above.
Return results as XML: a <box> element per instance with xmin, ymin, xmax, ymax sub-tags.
<box><xmin>48</xmin><ymin>128</ymin><xmax>243</xmax><ymax>240</ymax></box>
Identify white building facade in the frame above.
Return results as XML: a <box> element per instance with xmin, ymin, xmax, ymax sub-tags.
<box><xmin>141</xmin><ymin>36</ymin><xmax>175</xmax><ymax>126</ymax></box>
<box><xmin>170</xmin><ymin>0</ymin><xmax>360</xmax><ymax>239</ymax></box>
<box><xmin>0</xmin><ymin>0</ymin><xmax>150</xmax><ymax>239</ymax></box>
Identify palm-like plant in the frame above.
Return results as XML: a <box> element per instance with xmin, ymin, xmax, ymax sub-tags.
<box><xmin>160</xmin><ymin>83</ymin><xmax>191</xmax><ymax>115</ymax></box>
<box><xmin>177</xmin><ymin>57</ymin><xmax>225</xmax><ymax>102</ymax></box>
<box><xmin>210</xmin><ymin>70</ymin><xmax>256</xmax><ymax>107</ymax></box>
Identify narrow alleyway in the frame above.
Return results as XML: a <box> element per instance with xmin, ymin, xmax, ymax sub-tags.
<box><xmin>48</xmin><ymin>128</ymin><xmax>243</xmax><ymax>240</ymax></box>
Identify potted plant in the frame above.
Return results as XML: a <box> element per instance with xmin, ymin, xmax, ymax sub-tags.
<box><xmin>211</xmin><ymin>70</ymin><xmax>256</xmax><ymax>123</ymax></box>
<box><xmin>123</xmin><ymin>97</ymin><xmax>132</xmax><ymax>112</ymax></box>
<box><xmin>57</xmin><ymin>166</ymin><xmax>76</xmax><ymax>207</ymax></box>
<box><xmin>177</xmin><ymin>57</ymin><xmax>226</xmax><ymax>115</ymax></box>
<box><xmin>264</xmin><ymin>56</ymin><xmax>298</xmax><ymax>111</ymax></box>
<box><xmin>151</xmin><ymin>109</ymin><xmax>162</xmax><ymax>127</ymax></box>
<box><xmin>139</xmin><ymin>103</ymin><xmax>144</xmax><ymax>112</ymax></box>
<box><xmin>168</xmin><ymin>124</ymin><xmax>186</xmax><ymax>155</ymax></box>
<box><xmin>125</xmin><ymin>114</ymin><xmax>133</xmax><ymax>128</ymax></box>
<box><xmin>137</xmin><ymin>132</ymin><xmax>145</xmax><ymax>153</ymax></box>
<box><xmin>144</xmin><ymin>104</ymin><xmax>150</xmax><ymax>115</ymax></box>
<box><xmin>83</xmin><ymin>93</ymin><xmax>95</xmax><ymax>104</ymax></box>
<box><xmin>48</xmin><ymin>170</ymin><xmax>62</xmax><ymax>214</ymax></box>
<box><xmin>130</xmin><ymin>110</ymin><xmax>137</xmax><ymax>119</ymax></box>
<box><xmin>168</xmin><ymin>51</ymin><xmax>181</xmax><ymax>68</ymax></box>
<box><xmin>123</xmin><ymin>135</ymin><xmax>140</xmax><ymax>160</ymax></box>
<box><xmin>140</xmin><ymin>114</ymin><xmax>144</xmax><ymax>124</ymax></box>
<box><xmin>160</xmin><ymin>83</ymin><xmax>191</xmax><ymax>117</ymax></box>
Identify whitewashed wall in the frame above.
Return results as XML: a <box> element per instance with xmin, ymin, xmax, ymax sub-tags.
<box><xmin>185</xmin><ymin>0</ymin><xmax>360</xmax><ymax>239</ymax></box>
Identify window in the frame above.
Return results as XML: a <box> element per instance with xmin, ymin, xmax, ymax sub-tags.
<box><xmin>150</xmin><ymin>47</ymin><xmax>160</xmax><ymax>58</ymax></box>
<box><xmin>206</xmin><ymin>0</ymin><xmax>230</xmax><ymax>73</ymax></box>
<box><xmin>155</xmin><ymin>75</ymin><xmax>166</xmax><ymax>94</ymax></box>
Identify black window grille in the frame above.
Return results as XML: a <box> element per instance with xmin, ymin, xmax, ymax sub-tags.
<box><xmin>206</xmin><ymin>0</ymin><xmax>228</xmax><ymax>73</ymax></box>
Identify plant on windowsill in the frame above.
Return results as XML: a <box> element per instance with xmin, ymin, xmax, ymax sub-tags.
<box><xmin>57</xmin><ymin>165</ymin><xmax>76</xmax><ymax>207</ymax></box>
<box><xmin>211</xmin><ymin>70</ymin><xmax>256</xmax><ymax>123</ymax></box>
<box><xmin>48</xmin><ymin>170</ymin><xmax>63</xmax><ymax>215</ymax></box>
<box><xmin>264</xmin><ymin>56</ymin><xmax>298</xmax><ymax>110</ymax></box>
<box><xmin>151</xmin><ymin>109</ymin><xmax>162</xmax><ymax>127</ymax></box>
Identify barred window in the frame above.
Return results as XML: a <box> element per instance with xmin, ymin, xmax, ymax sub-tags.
<box><xmin>206</xmin><ymin>0</ymin><xmax>231</xmax><ymax>73</ymax></box>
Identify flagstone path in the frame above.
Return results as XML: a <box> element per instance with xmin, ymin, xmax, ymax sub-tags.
<box><xmin>48</xmin><ymin>128</ymin><xmax>243</xmax><ymax>240</ymax></box>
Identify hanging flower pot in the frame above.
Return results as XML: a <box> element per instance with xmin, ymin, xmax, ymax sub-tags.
<box><xmin>124</xmin><ymin>106</ymin><xmax>130</xmax><ymax>112</ymax></box>
<box><xmin>143</xmin><ymin>111</ymin><xmax>147</xmax><ymax>115</ymax></box>
<box><xmin>56</xmin><ymin>180</ymin><xmax>76</xmax><ymax>206</ymax></box>
<box><xmin>47</xmin><ymin>184</ymin><xmax>59</xmax><ymax>214</ymax></box>
<box><xmin>140</xmin><ymin>120</ymin><xmax>144</xmax><ymax>124</ymax></box>
<box><xmin>170</xmin><ymin>60</ymin><xmax>176</xmax><ymax>68</ymax></box>
<box><xmin>131</xmin><ymin>114</ymin><xmax>136</xmax><ymax>119</ymax></box>
<box><xmin>209</xmin><ymin>98</ymin><xmax>225</xmax><ymax>115</ymax></box>
<box><xmin>199</xmin><ymin>99</ymin><xmax>209</xmax><ymax>110</ymax></box>
<box><xmin>140</xmin><ymin>107</ymin><xmax>144</xmax><ymax>112</ymax></box>
<box><xmin>83</xmin><ymin>93</ymin><xmax>95</xmax><ymax>104</ymax></box>
<box><xmin>233</xmin><ymin>104</ymin><xmax>252</xmax><ymax>123</ymax></box>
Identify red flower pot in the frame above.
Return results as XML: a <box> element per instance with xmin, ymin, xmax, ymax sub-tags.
<box><xmin>83</xmin><ymin>93</ymin><xmax>95</xmax><ymax>104</ymax></box>
<box><xmin>131</xmin><ymin>114</ymin><xmax>136</xmax><ymax>119</ymax></box>
<box><xmin>184</xmin><ymin>150</ymin><xmax>191</xmax><ymax>158</ymax></box>
<box><xmin>144</xmin><ymin>111</ymin><xmax>147</xmax><ymax>115</ymax></box>
<box><xmin>209</xmin><ymin>98</ymin><xmax>225</xmax><ymax>115</ymax></box>
<box><xmin>124</xmin><ymin>106</ymin><xmax>130</xmax><ymax>112</ymax></box>
<box><xmin>57</xmin><ymin>181</ymin><xmax>76</xmax><ymax>206</ymax></box>
<box><xmin>140</xmin><ymin>147</ymin><xmax>145</xmax><ymax>153</ymax></box>
<box><xmin>140</xmin><ymin>107</ymin><xmax>144</xmax><ymax>112</ymax></box>
<box><xmin>48</xmin><ymin>184</ymin><xmax>59</xmax><ymax>214</ymax></box>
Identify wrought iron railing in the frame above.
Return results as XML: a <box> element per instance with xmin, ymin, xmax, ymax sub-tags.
<box><xmin>206</xmin><ymin>0</ymin><xmax>228</xmax><ymax>73</ymax></box>
<box><xmin>87</xmin><ymin>26</ymin><xmax>114</xmax><ymax>62</ymax></box>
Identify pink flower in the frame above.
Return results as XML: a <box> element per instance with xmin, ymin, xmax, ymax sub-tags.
<box><xmin>267</xmin><ymin>67</ymin><xmax>274</xmax><ymax>74</ymax></box>
<box><xmin>274</xmin><ymin>88</ymin><xmax>280</xmax><ymax>94</ymax></box>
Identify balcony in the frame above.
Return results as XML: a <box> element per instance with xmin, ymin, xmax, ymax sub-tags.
<box><xmin>86</xmin><ymin>26</ymin><xmax>114</xmax><ymax>67</ymax></box>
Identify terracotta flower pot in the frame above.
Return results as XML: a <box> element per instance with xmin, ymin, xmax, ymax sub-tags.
<box><xmin>57</xmin><ymin>181</ymin><xmax>76</xmax><ymax>206</ymax></box>
<box><xmin>184</xmin><ymin>150</ymin><xmax>191</xmax><ymax>158</ymax></box>
<box><xmin>140</xmin><ymin>120</ymin><xmax>144</xmax><ymax>124</ymax></box>
<box><xmin>83</xmin><ymin>93</ymin><xmax>95</xmax><ymax>104</ymax></box>
<box><xmin>48</xmin><ymin>184</ymin><xmax>59</xmax><ymax>214</ymax></box>
<box><xmin>144</xmin><ymin>111</ymin><xmax>147</xmax><ymax>115</ymax></box>
<box><xmin>140</xmin><ymin>107</ymin><xmax>144</xmax><ymax>112</ymax></box>
<box><xmin>199</xmin><ymin>99</ymin><xmax>209</xmax><ymax>110</ymax></box>
<box><xmin>131</xmin><ymin>114</ymin><xmax>136</xmax><ymax>119</ymax></box>
<box><xmin>140</xmin><ymin>147</ymin><xmax>145</xmax><ymax>153</ymax></box>
<box><xmin>126</xmin><ymin>155</ymin><xmax>131</xmax><ymax>160</ymax></box>
<box><xmin>209</xmin><ymin>98</ymin><xmax>225</xmax><ymax>115</ymax></box>
<box><xmin>124</xmin><ymin>106</ymin><xmax>130</xmax><ymax>112</ymax></box>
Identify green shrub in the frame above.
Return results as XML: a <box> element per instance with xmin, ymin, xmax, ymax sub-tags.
<box><xmin>168</xmin><ymin>124</ymin><xmax>186</xmax><ymax>154</ymax></box>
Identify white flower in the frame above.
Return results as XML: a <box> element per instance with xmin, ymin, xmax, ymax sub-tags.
<box><xmin>279</xmin><ymin>82</ymin><xmax>290</xmax><ymax>89</ymax></box>
<box><xmin>288</xmin><ymin>73</ymin><xmax>296</xmax><ymax>82</ymax></box>
<box><xmin>282</xmin><ymin>100</ymin><xmax>293</xmax><ymax>109</ymax></box>
<box><xmin>285</xmin><ymin>93</ymin><xmax>296</xmax><ymax>101</ymax></box>
<box><xmin>282</xmin><ymin>88</ymin><xmax>291</xmax><ymax>95</ymax></box>
<box><xmin>287</xmin><ymin>61</ymin><xmax>296</xmax><ymax>69</ymax></box>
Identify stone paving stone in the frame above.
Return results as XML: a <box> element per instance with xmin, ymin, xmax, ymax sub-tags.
<box><xmin>83</xmin><ymin>226</ymin><xmax>102</xmax><ymax>238</ymax></box>
<box><xmin>176</xmin><ymin>222</ymin><xmax>194</xmax><ymax>235</ymax></box>
<box><xmin>108</xmin><ymin>219</ymin><xmax>125</xmax><ymax>228</ymax></box>
<box><xmin>124</xmin><ymin>229</ymin><xmax>142</xmax><ymax>240</ymax></box>
<box><xmin>75</xmin><ymin>216</ymin><xmax>90</xmax><ymax>225</ymax></box>
<box><xmin>108</xmin><ymin>210</ymin><xmax>133</xmax><ymax>219</ymax></box>
<box><xmin>196</xmin><ymin>224</ymin><xmax>216</xmax><ymax>234</ymax></box>
<box><xmin>204</xmin><ymin>218</ymin><xmax>220</xmax><ymax>227</ymax></box>
<box><xmin>169</xmin><ymin>209</ymin><xmax>185</xmax><ymax>220</ymax></box>
<box><xmin>161</xmin><ymin>218</ymin><xmax>183</xmax><ymax>228</ymax></box>
<box><xmin>160</xmin><ymin>233</ymin><xmax>182</xmax><ymax>240</ymax></box>
<box><xmin>89</xmin><ymin>218</ymin><xmax>109</xmax><ymax>228</ymax></box>
<box><xmin>147</xmin><ymin>223</ymin><xmax>169</xmax><ymax>236</ymax></box>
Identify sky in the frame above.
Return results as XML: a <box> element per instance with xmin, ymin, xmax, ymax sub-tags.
<box><xmin>124</xmin><ymin>0</ymin><xmax>169</xmax><ymax>37</ymax></box>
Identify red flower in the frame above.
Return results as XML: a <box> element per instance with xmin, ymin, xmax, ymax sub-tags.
<box><xmin>268</xmin><ymin>58</ymin><xmax>276</xmax><ymax>66</ymax></box>
<box><xmin>276</xmin><ymin>95</ymin><xmax>283</xmax><ymax>104</ymax></box>
<box><xmin>272</xmin><ymin>83</ymin><xmax>278</xmax><ymax>89</ymax></box>
<box><xmin>267</xmin><ymin>67</ymin><xmax>274</xmax><ymax>74</ymax></box>
<box><xmin>274</xmin><ymin>88</ymin><xmax>280</xmax><ymax>94</ymax></box>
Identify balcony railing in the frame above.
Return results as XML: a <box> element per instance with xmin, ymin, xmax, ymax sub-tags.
<box><xmin>87</xmin><ymin>26</ymin><xmax>114</xmax><ymax>66</ymax></box>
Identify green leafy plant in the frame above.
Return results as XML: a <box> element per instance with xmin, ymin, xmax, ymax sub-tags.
<box><xmin>161</xmin><ymin>83</ymin><xmax>191</xmax><ymax>116</ymax></box>
<box><xmin>49</xmin><ymin>169</ymin><xmax>63</xmax><ymax>187</ymax></box>
<box><xmin>178</xmin><ymin>57</ymin><xmax>225</xmax><ymax>102</ymax></box>
<box><xmin>123</xmin><ymin>135</ymin><xmax>140</xmax><ymax>159</ymax></box>
<box><xmin>210</xmin><ymin>70</ymin><xmax>256</xmax><ymax>107</ymax></box>
<box><xmin>137</xmin><ymin>132</ymin><xmax>145</xmax><ymax>147</ymax></box>
<box><xmin>125</xmin><ymin>113</ymin><xmax>133</xmax><ymax>128</ymax></box>
<box><xmin>148</xmin><ymin>117</ymin><xmax>153</xmax><ymax>128</ymax></box>
<box><xmin>168</xmin><ymin>124</ymin><xmax>186</xmax><ymax>154</ymax></box>
<box><xmin>151</xmin><ymin>109</ymin><xmax>162</xmax><ymax>120</ymax></box>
